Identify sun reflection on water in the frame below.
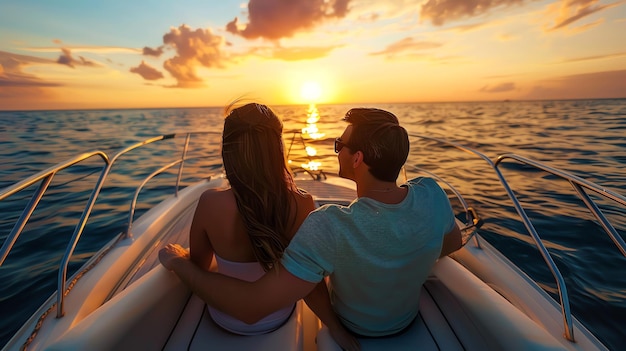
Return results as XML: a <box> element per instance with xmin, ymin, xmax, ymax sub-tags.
<box><xmin>299</xmin><ymin>104</ymin><xmax>324</xmax><ymax>172</ymax></box>
<box><xmin>301</xmin><ymin>104</ymin><xmax>325</xmax><ymax>139</ymax></box>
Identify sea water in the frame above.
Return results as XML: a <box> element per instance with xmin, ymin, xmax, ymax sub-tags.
<box><xmin>0</xmin><ymin>99</ymin><xmax>625</xmax><ymax>349</ymax></box>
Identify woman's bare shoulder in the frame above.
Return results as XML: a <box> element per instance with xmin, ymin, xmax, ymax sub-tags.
<box><xmin>294</xmin><ymin>188</ymin><xmax>314</xmax><ymax>204</ymax></box>
<box><xmin>292</xmin><ymin>188</ymin><xmax>315</xmax><ymax>218</ymax></box>
<box><xmin>198</xmin><ymin>187</ymin><xmax>235</xmax><ymax>208</ymax></box>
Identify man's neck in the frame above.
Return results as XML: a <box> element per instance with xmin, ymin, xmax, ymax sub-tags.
<box><xmin>356</xmin><ymin>178</ymin><xmax>407</xmax><ymax>204</ymax></box>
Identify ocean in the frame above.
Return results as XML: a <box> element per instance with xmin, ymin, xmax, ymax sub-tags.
<box><xmin>1</xmin><ymin>100</ymin><xmax>625</xmax><ymax>349</ymax></box>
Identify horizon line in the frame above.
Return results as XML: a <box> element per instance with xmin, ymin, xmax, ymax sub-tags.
<box><xmin>1</xmin><ymin>97</ymin><xmax>625</xmax><ymax>113</ymax></box>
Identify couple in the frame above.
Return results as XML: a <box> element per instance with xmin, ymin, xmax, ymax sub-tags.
<box><xmin>159</xmin><ymin>102</ymin><xmax>462</xmax><ymax>350</ymax></box>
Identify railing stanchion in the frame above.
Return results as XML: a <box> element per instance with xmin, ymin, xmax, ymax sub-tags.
<box><xmin>0</xmin><ymin>175</ymin><xmax>54</xmax><ymax>265</ymax></box>
<box><xmin>175</xmin><ymin>133</ymin><xmax>191</xmax><ymax>197</ymax></box>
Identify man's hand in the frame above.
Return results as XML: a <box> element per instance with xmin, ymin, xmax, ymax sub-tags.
<box><xmin>159</xmin><ymin>243</ymin><xmax>190</xmax><ymax>270</ymax></box>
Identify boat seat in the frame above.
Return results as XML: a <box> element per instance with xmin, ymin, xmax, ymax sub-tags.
<box><xmin>315</xmin><ymin>282</ymin><xmax>469</xmax><ymax>351</ymax></box>
<box><xmin>316</xmin><ymin>257</ymin><xmax>567</xmax><ymax>351</ymax></box>
<box><xmin>163</xmin><ymin>295</ymin><xmax>304</xmax><ymax>351</ymax></box>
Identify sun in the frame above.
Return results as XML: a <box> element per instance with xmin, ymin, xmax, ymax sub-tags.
<box><xmin>300</xmin><ymin>81</ymin><xmax>322</xmax><ymax>102</ymax></box>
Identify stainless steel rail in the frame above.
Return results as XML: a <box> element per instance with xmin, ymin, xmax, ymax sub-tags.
<box><xmin>495</xmin><ymin>154</ymin><xmax>626</xmax><ymax>257</ymax></box>
<box><xmin>284</xmin><ymin>129</ymin><xmax>327</xmax><ymax>180</ymax></box>
<box><xmin>0</xmin><ymin>132</ymin><xmax>221</xmax><ymax>318</ymax></box>
<box><xmin>406</xmin><ymin>134</ymin><xmax>497</xmax><ymax>246</ymax></box>
<box><xmin>0</xmin><ymin>151</ymin><xmax>111</xmax><ymax>266</ymax></box>
<box><xmin>490</xmin><ymin>154</ymin><xmax>626</xmax><ymax>342</ymax></box>
<box><xmin>408</xmin><ymin>132</ymin><xmax>626</xmax><ymax>342</ymax></box>
<box><xmin>403</xmin><ymin>164</ymin><xmax>482</xmax><ymax>246</ymax></box>
<box><xmin>56</xmin><ymin>134</ymin><xmax>181</xmax><ymax>317</ymax></box>
<box><xmin>124</xmin><ymin>132</ymin><xmax>203</xmax><ymax>238</ymax></box>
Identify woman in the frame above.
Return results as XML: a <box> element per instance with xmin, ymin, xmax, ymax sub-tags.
<box><xmin>189</xmin><ymin>102</ymin><xmax>315</xmax><ymax>334</ymax></box>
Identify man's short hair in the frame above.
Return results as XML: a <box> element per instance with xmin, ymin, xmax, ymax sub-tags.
<box><xmin>343</xmin><ymin>108</ymin><xmax>409</xmax><ymax>182</ymax></box>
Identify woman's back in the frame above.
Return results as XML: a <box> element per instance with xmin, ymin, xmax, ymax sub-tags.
<box><xmin>187</xmin><ymin>101</ymin><xmax>315</xmax><ymax>335</ymax></box>
<box><xmin>190</xmin><ymin>186</ymin><xmax>314</xmax><ymax>334</ymax></box>
<box><xmin>191</xmin><ymin>186</ymin><xmax>314</xmax><ymax>265</ymax></box>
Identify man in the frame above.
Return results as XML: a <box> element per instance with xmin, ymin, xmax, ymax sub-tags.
<box><xmin>160</xmin><ymin>108</ymin><xmax>462</xmax><ymax>351</ymax></box>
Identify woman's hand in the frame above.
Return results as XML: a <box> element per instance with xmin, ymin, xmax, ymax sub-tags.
<box><xmin>159</xmin><ymin>243</ymin><xmax>190</xmax><ymax>270</ymax></box>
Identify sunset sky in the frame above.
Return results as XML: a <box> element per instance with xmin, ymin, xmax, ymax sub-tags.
<box><xmin>1</xmin><ymin>0</ymin><xmax>625</xmax><ymax>110</ymax></box>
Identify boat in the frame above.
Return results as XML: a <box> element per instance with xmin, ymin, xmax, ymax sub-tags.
<box><xmin>1</xmin><ymin>130</ymin><xmax>624</xmax><ymax>351</ymax></box>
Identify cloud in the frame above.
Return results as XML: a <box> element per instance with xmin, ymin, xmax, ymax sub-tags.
<box><xmin>160</xmin><ymin>25</ymin><xmax>228</xmax><ymax>88</ymax></box>
<box><xmin>480</xmin><ymin>82</ymin><xmax>516</xmax><ymax>93</ymax></box>
<box><xmin>143</xmin><ymin>46</ymin><xmax>164</xmax><ymax>57</ymax></box>
<box><xmin>545</xmin><ymin>0</ymin><xmax>621</xmax><ymax>31</ymax></box>
<box><xmin>273</xmin><ymin>46</ymin><xmax>339</xmax><ymax>61</ymax></box>
<box><xmin>525</xmin><ymin>70</ymin><xmax>626</xmax><ymax>100</ymax></box>
<box><xmin>0</xmin><ymin>51</ymin><xmax>61</xmax><ymax>105</ymax></box>
<box><xmin>369</xmin><ymin>37</ymin><xmax>443</xmax><ymax>59</ymax></box>
<box><xmin>130</xmin><ymin>60</ymin><xmax>164</xmax><ymax>80</ymax></box>
<box><xmin>559</xmin><ymin>51</ymin><xmax>626</xmax><ymax>63</ymax></box>
<box><xmin>420</xmin><ymin>0</ymin><xmax>524</xmax><ymax>26</ymax></box>
<box><xmin>0</xmin><ymin>51</ymin><xmax>61</xmax><ymax>88</ymax></box>
<box><xmin>226</xmin><ymin>0</ymin><xmax>352</xmax><ymax>40</ymax></box>
<box><xmin>446</xmin><ymin>22</ymin><xmax>490</xmax><ymax>32</ymax></box>
<box><xmin>57</xmin><ymin>48</ymin><xmax>99</xmax><ymax>68</ymax></box>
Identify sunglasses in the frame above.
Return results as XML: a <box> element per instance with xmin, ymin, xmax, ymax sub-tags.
<box><xmin>334</xmin><ymin>138</ymin><xmax>352</xmax><ymax>153</ymax></box>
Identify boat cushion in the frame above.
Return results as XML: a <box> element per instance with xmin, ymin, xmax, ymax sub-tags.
<box><xmin>163</xmin><ymin>294</ymin><xmax>303</xmax><ymax>351</ymax></box>
<box><xmin>316</xmin><ymin>257</ymin><xmax>567</xmax><ymax>351</ymax></box>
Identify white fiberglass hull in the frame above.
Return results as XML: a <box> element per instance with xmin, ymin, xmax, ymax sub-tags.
<box><xmin>3</xmin><ymin>176</ymin><xmax>607</xmax><ymax>351</ymax></box>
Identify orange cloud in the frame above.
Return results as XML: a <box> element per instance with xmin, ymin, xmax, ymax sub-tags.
<box><xmin>57</xmin><ymin>48</ymin><xmax>98</xmax><ymax>68</ymax></box>
<box><xmin>559</xmin><ymin>51</ymin><xmax>626</xmax><ymax>63</ymax></box>
<box><xmin>420</xmin><ymin>0</ymin><xmax>524</xmax><ymax>26</ymax></box>
<box><xmin>268</xmin><ymin>45</ymin><xmax>340</xmax><ymax>61</ymax></box>
<box><xmin>547</xmin><ymin>0</ymin><xmax>619</xmax><ymax>31</ymax></box>
<box><xmin>130</xmin><ymin>60</ymin><xmax>164</xmax><ymax>80</ymax></box>
<box><xmin>446</xmin><ymin>22</ymin><xmax>490</xmax><ymax>32</ymax></box>
<box><xmin>545</xmin><ymin>0</ymin><xmax>620</xmax><ymax>31</ymax></box>
<box><xmin>226</xmin><ymin>0</ymin><xmax>351</xmax><ymax>40</ymax></box>
<box><xmin>369</xmin><ymin>37</ymin><xmax>443</xmax><ymax>59</ymax></box>
<box><xmin>0</xmin><ymin>51</ymin><xmax>60</xmax><ymax>88</ymax></box>
<box><xmin>161</xmin><ymin>25</ymin><xmax>228</xmax><ymax>88</ymax></box>
<box><xmin>0</xmin><ymin>51</ymin><xmax>61</xmax><ymax>106</ymax></box>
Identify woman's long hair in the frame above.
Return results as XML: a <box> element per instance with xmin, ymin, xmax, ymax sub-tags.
<box><xmin>221</xmin><ymin>102</ymin><xmax>297</xmax><ymax>271</ymax></box>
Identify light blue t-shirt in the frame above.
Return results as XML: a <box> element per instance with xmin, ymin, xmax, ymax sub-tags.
<box><xmin>281</xmin><ymin>177</ymin><xmax>456</xmax><ymax>336</ymax></box>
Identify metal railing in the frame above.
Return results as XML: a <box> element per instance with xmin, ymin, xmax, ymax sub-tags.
<box><xmin>0</xmin><ymin>151</ymin><xmax>111</xmax><ymax>267</ymax></box>
<box><xmin>490</xmin><ymin>153</ymin><xmax>626</xmax><ymax>341</ymax></box>
<box><xmin>2</xmin><ymin>130</ymin><xmax>624</xmax><ymax>345</ymax></box>
<box><xmin>284</xmin><ymin>129</ymin><xmax>328</xmax><ymax>180</ymax></box>
<box><xmin>403</xmin><ymin>164</ymin><xmax>483</xmax><ymax>246</ymax></box>
<box><xmin>0</xmin><ymin>131</ymin><xmax>221</xmax><ymax>318</ymax></box>
<box><xmin>408</xmin><ymin>132</ymin><xmax>626</xmax><ymax>342</ymax></box>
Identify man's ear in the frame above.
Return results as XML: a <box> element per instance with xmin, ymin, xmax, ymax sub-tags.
<box><xmin>352</xmin><ymin>150</ymin><xmax>364</xmax><ymax>169</ymax></box>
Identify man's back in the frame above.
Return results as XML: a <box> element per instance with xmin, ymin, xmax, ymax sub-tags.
<box><xmin>282</xmin><ymin>177</ymin><xmax>456</xmax><ymax>336</ymax></box>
